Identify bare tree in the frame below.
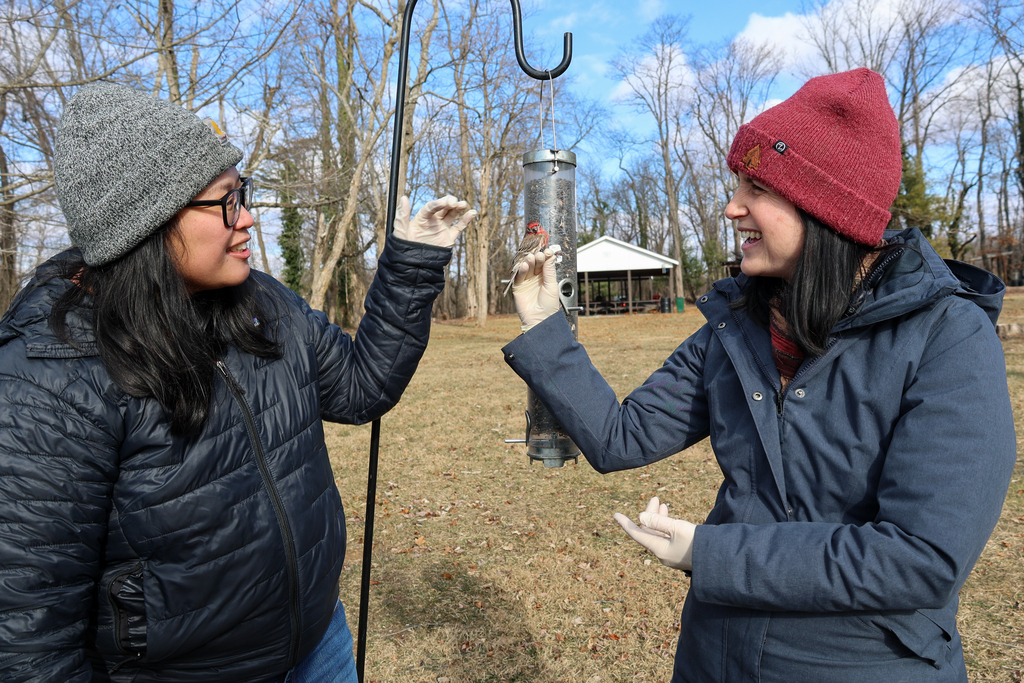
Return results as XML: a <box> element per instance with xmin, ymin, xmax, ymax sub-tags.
<box><xmin>976</xmin><ymin>0</ymin><xmax>1023</xmax><ymax>208</ymax></box>
<box><xmin>440</xmin><ymin>0</ymin><xmax>536</xmax><ymax>325</ymax></box>
<box><xmin>687</xmin><ymin>37</ymin><xmax>783</xmax><ymax>277</ymax></box>
<box><xmin>610</xmin><ymin>15</ymin><xmax>691</xmax><ymax>299</ymax></box>
<box><xmin>801</xmin><ymin>0</ymin><xmax>901</xmax><ymax>75</ymax></box>
<box><xmin>969</xmin><ymin>54</ymin><xmax>1002</xmax><ymax>269</ymax></box>
<box><xmin>273</xmin><ymin>0</ymin><xmax>441</xmax><ymax>320</ymax></box>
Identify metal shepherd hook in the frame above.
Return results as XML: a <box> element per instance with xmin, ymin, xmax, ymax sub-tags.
<box><xmin>356</xmin><ymin>1</ymin><xmax>571</xmax><ymax>680</ymax></box>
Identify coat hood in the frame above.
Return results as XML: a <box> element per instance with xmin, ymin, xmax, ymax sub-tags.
<box><xmin>0</xmin><ymin>249</ymin><xmax>97</xmax><ymax>357</ymax></box>
<box><xmin>843</xmin><ymin>226</ymin><xmax>1004</xmax><ymax>330</ymax></box>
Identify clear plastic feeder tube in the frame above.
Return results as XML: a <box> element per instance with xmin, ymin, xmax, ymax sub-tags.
<box><xmin>519</xmin><ymin>149</ymin><xmax>581</xmax><ymax>467</ymax></box>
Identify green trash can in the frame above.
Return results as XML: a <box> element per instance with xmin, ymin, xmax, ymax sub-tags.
<box><xmin>675</xmin><ymin>297</ymin><xmax>685</xmax><ymax>313</ymax></box>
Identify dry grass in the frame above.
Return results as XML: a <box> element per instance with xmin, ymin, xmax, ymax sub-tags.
<box><xmin>327</xmin><ymin>298</ymin><xmax>1024</xmax><ymax>682</ymax></box>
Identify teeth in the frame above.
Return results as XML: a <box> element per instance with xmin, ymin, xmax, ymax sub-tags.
<box><xmin>739</xmin><ymin>230</ymin><xmax>761</xmax><ymax>241</ymax></box>
<box><xmin>230</xmin><ymin>244</ymin><xmax>248</xmax><ymax>252</ymax></box>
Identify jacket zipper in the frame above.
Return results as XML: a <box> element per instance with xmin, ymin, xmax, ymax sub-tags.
<box><xmin>108</xmin><ymin>563</ymin><xmax>142</xmax><ymax>655</ymax></box>
<box><xmin>776</xmin><ymin>335</ymin><xmax>841</xmax><ymax>416</ymax></box>
<box><xmin>107</xmin><ymin>562</ymin><xmax>146</xmax><ymax>672</ymax></box>
<box><xmin>215</xmin><ymin>360</ymin><xmax>301</xmax><ymax>668</ymax></box>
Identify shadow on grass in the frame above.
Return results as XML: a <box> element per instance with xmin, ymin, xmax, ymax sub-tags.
<box><xmin>372</xmin><ymin>561</ymin><xmax>554</xmax><ymax>683</ymax></box>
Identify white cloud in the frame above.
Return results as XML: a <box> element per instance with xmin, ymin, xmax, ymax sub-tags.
<box><xmin>638</xmin><ymin>0</ymin><xmax>665</xmax><ymax>22</ymax></box>
<box><xmin>738</xmin><ymin>0</ymin><xmax>967</xmax><ymax>79</ymax></box>
<box><xmin>736</xmin><ymin>11</ymin><xmax>818</xmax><ymax>73</ymax></box>
<box><xmin>568</xmin><ymin>53</ymin><xmax>612</xmax><ymax>92</ymax></box>
<box><xmin>550</xmin><ymin>11</ymin><xmax>580</xmax><ymax>31</ymax></box>
<box><xmin>608</xmin><ymin>44</ymin><xmax>693</xmax><ymax>107</ymax></box>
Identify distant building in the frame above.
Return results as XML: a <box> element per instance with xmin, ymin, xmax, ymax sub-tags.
<box><xmin>577</xmin><ymin>236</ymin><xmax>680</xmax><ymax>315</ymax></box>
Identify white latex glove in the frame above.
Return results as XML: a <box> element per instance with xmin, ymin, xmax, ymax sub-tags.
<box><xmin>393</xmin><ymin>195</ymin><xmax>477</xmax><ymax>248</ymax></box>
<box><xmin>512</xmin><ymin>245</ymin><xmax>562</xmax><ymax>331</ymax></box>
<box><xmin>614</xmin><ymin>497</ymin><xmax>696</xmax><ymax>571</ymax></box>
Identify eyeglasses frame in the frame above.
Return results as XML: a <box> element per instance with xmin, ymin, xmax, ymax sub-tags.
<box><xmin>185</xmin><ymin>176</ymin><xmax>253</xmax><ymax>227</ymax></box>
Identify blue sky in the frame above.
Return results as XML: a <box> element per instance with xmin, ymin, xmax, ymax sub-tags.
<box><xmin>515</xmin><ymin>0</ymin><xmax>813</xmax><ymax>170</ymax></box>
<box><xmin>523</xmin><ymin>0</ymin><xmax>807</xmax><ymax>107</ymax></box>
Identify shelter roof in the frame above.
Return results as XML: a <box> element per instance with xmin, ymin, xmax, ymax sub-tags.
<box><xmin>577</xmin><ymin>236</ymin><xmax>679</xmax><ymax>276</ymax></box>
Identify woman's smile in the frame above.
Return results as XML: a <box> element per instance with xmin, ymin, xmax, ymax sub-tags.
<box><xmin>229</xmin><ymin>240</ymin><xmax>251</xmax><ymax>257</ymax></box>
<box><xmin>739</xmin><ymin>229</ymin><xmax>762</xmax><ymax>248</ymax></box>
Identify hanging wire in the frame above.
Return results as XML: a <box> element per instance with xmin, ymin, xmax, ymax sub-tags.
<box><xmin>537</xmin><ymin>72</ymin><xmax>559</xmax><ymax>152</ymax></box>
<box><xmin>538</xmin><ymin>82</ymin><xmax>545</xmax><ymax>148</ymax></box>
<box><xmin>547</xmin><ymin>70</ymin><xmax>557</xmax><ymax>150</ymax></box>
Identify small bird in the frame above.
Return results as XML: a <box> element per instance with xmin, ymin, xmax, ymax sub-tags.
<box><xmin>503</xmin><ymin>221</ymin><xmax>550</xmax><ymax>295</ymax></box>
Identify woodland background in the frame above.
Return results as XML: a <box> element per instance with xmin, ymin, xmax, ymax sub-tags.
<box><xmin>1</xmin><ymin>0</ymin><xmax>1023</xmax><ymax>328</ymax></box>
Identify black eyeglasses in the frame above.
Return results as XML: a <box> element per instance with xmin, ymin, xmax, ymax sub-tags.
<box><xmin>185</xmin><ymin>176</ymin><xmax>253</xmax><ymax>227</ymax></box>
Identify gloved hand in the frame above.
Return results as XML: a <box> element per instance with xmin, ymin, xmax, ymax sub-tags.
<box><xmin>393</xmin><ymin>195</ymin><xmax>477</xmax><ymax>248</ymax></box>
<box><xmin>614</xmin><ymin>497</ymin><xmax>696</xmax><ymax>571</ymax></box>
<box><xmin>512</xmin><ymin>245</ymin><xmax>561</xmax><ymax>331</ymax></box>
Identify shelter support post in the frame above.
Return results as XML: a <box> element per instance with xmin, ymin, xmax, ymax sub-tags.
<box><xmin>627</xmin><ymin>269</ymin><xmax>633</xmax><ymax>314</ymax></box>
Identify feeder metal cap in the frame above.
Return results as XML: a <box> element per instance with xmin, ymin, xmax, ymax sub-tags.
<box><xmin>522</xmin><ymin>149</ymin><xmax>577</xmax><ymax>167</ymax></box>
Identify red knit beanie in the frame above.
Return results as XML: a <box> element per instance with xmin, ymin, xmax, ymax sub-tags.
<box><xmin>726</xmin><ymin>68</ymin><xmax>902</xmax><ymax>246</ymax></box>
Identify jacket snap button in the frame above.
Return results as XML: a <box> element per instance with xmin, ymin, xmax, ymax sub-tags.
<box><xmin>794</xmin><ymin>388</ymin><xmax>805</xmax><ymax>398</ymax></box>
<box><xmin>508</xmin><ymin>353</ymin><xmax>515</xmax><ymax>360</ymax></box>
<box><xmin>717</xmin><ymin>322</ymin><xmax>726</xmax><ymax>329</ymax></box>
<box><xmin>700</xmin><ymin>295</ymin><xmax>709</xmax><ymax>303</ymax></box>
<box><xmin>752</xmin><ymin>392</ymin><xmax>763</xmax><ymax>401</ymax></box>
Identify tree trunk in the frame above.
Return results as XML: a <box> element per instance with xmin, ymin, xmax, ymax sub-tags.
<box><xmin>0</xmin><ymin>96</ymin><xmax>17</xmax><ymax>315</ymax></box>
<box><xmin>660</xmin><ymin>147</ymin><xmax>685</xmax><ymax>298</ymax></box>
<box><xmin>157</xmin><ymin>0</ymin><xmax>181</xmax><ymax>103</ymax></box>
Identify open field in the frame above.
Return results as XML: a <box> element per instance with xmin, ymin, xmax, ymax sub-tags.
<box><xmin>329</xmin><ymin>296</ymin><xmax>1024</xmax><ymax>682</ymax></box>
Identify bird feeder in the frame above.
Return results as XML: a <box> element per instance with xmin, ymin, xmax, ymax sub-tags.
<box><xmin>360</xmin><ymin>1</ymin><xmax>573</xmax><ymax>678</ymax></box>
<box><xmin>505</xmin><ymin>149</ymin><xmax>581</xmax><ymax>468</ymax></box>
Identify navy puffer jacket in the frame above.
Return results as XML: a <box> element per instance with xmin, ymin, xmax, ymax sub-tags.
<box><xmin>0</xmin><ymin>236</ymin><xmax>450</xmax><ymax>682</ymax></box>
<box><xmin>503</xmin><ymin>228</ymin><xmax>1016</xmax><ymax>682</ymax></box>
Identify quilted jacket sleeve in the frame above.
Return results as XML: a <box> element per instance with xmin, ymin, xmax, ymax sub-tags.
<box><xmin>306</xmin><ymin>235</ymin><xmax>451</xmax><ymax>424</ymax></box>
<box><xmin>691</xmin><ymin>298</ymin><xmax>1017</xmax><ymax>612</ymax></box>
<box><xmin>501</xmin><ymin>312</ymin><xmax>712</xmax><ymax>473</ymax></box>
<box><xmin>0</xmin><ymin>367</ymin><xmax>122</xmax><ymax>682</ymax></box>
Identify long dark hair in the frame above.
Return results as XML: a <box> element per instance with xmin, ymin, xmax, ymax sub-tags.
<box><xmin>732</xmin><ymin>212</ymin><xmax>892</xmax><ymax>357</ymax></box>
<box><xmin>51</xmin><ymin>221</ymin><xmax>281</xmax><ymax>436</ymax></box>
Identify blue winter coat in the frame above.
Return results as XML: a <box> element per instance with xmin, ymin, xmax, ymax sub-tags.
<box><xmin>0</xmin><ymin>237</ymin><xmax>450</xmax><ymax>682</ymax></box>
<box><xmin>502</xmin><ymin>228</ymin><xmax>1016</xmax><ymax>682</ymax></box>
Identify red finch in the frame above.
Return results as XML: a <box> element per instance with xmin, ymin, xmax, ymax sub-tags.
<box><xmin>503</xmin><ymin>221</ymin><xmax>550</xmax><ymax>296</ymax></box>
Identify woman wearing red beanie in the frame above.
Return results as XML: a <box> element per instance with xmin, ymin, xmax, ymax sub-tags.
<box><xmin>505</xmin><ymin>68</ymin><xmax>1015</xmax><ymax>681</ymax></box>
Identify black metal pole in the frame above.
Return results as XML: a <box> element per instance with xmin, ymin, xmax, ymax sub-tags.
<box><xmin>356</xmin><ymin>0</ymin><xmax>417</xmax><ymax>675</ymax></box>
<box><xmin>356</xmin><ymin>2</ymin><xmax>571</xmax><ymax>680</ymax></box>
<box><xmin>356</xmin><ymin>418</ymin><xmax>382</xmax><ymax>682</ymax></box>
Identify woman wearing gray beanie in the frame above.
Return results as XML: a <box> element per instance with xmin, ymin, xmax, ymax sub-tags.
<box><xmin>0</xmin><ymin>82</ymin><xmax>476</xmax><ymax>683</ymax></box>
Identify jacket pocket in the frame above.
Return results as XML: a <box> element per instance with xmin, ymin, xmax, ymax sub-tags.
<box><xmin>868</xmin><ymin>610</ymin><xmax>953</xmax><ymax>669</ymax></box>
<box><xmin>108</xmin><ymin>562</ymin><xmax>148</xmax><ymax>658</ymax></box>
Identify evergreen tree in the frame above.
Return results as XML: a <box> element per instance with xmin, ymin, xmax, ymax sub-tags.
<box><xmin>278</xmin><ymin>206</ymin><xmax>305</xmax><ymax>294</ymax></box>
<box><xmin>277</xmin><ymin>164</ymin><xmax>306</xmax><ymax>295</ymax></box>
<box><xmin>888</xmin><ymin>144</ymin><xmax>941</xmax><ymax>238</ymax></box>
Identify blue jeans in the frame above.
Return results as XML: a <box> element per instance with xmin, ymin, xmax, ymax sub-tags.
<box><xmin>282</xmin><ymin>601</ymin><xmax>358</xmax><ymax>683</ymax></box>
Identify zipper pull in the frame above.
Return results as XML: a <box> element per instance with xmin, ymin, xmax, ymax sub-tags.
<box><xmin>776</xmin><ymin>391</ymin><xmax>785</xmax><ymax>415</ymax></box>
<box><xmin>216</xmin><ymin>360</ymin><xmax>245</xmax><ymax>395</ymax></box>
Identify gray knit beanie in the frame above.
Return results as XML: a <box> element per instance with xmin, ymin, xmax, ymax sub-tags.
<box><xmin>54</xmin><ymin>82</ymin><xmax>244</xmax><ymax>266</ymax></box>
